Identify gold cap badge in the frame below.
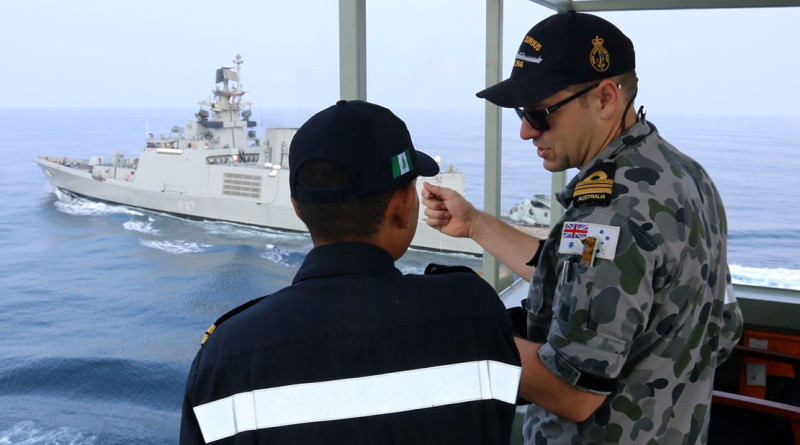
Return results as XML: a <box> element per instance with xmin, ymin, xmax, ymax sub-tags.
<box><xmin>590</xmin><ymin>35</ymin><xmax>610</xmax><ymax>72</ymax></box>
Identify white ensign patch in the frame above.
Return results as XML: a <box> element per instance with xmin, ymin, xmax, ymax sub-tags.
<box><xmin>558</xmin><ymin>221</ymin><xmax>620</xmax><ymax>260</ymax></box>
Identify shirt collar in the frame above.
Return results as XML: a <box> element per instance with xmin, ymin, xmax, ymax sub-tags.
<box><xmin>292</xmin><ymin>242</ymin><xmax>399</xmax><ymax>285</ymax></box>
<box><xmin>556</xmin><ymin>120</ymin><xmax>654</xmax><ymax>208</ymax></box>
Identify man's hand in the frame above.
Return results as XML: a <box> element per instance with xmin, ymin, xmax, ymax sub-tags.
<box><xmin>421</xmin><ymin>182</ymin><xmax>476</xmax><ymax>238</ymax></box>
<box><xmin>423</xmin><ymin>181</ymin><xmax>541</xmax><ymax>280</ymax></box>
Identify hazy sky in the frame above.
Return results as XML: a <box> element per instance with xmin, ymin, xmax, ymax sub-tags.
<box><xmin>4</xmin><ymin>1</ymin><xmax>799</xmax><ymax>116</ymax></box>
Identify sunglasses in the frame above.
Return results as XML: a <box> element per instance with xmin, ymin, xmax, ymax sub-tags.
<box><xmin>514</xmin><ymin>83</ymin><xmax>599</xmax><ymax>132</ymax></box>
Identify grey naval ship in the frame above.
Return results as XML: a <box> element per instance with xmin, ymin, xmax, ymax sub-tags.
<box><xmin>35</xmin><ymin>55</ymin><xmax>480</xmax><ymax>255</ymax></box>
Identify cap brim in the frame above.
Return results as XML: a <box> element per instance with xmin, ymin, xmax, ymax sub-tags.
<box><xmin>476</xmin><ymin>78</ymin><xmax>566</xmax><ymax>108</ymax></box>
<box><xmin>415</xmin><ymin>150</ymin><xmax>440</xmax><ymax>178</ymax></box>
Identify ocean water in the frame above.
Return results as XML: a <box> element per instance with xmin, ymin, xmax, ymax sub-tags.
<box><xmin>0</xmin><ymin>107</ymin><xmax>798</xmax><ymax>443</ymax></box>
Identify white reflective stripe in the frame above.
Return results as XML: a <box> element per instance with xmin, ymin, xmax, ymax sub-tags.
<box><xmin>193</xmin><ymin>360</ymin><xmax>521</xmax><ymax>443</ymax></box>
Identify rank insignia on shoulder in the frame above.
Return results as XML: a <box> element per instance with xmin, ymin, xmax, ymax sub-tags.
<box><xmin>201</xmin><ymin>324</ymin><xmax>217</xmax><ymax>346</ymax></box>
<box><xmin>558</xmin><ymin>221</ymin><xmax>620</xmax><ymax>262</ymax></box>
<box><xmin>574</xmin><ymin>162</ymin><xmax>616</xmax><ymax>208</ymax></box>
<box><xmin>199</xmin><ymin>296</ymin><xmax>266</xmax><ymax>346</ymax></box>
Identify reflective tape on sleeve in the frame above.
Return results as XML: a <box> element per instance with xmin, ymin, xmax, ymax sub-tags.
<box><xmin>193</xmin><ymin>360</ymin><xmax>521</xmax><ymax>443</ymax></box>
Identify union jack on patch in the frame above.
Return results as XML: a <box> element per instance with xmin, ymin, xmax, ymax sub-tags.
<box><xmin>562</xmin><ymin>223</ymin><xmax>589</xmax><ymax>239</ymax></box>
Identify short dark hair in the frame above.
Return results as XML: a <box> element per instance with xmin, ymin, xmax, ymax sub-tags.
<box><xmin>293</xmin><ymin>160</ymin><xmax>398</xmax><ymax>242</ymax></box>
<box><xmin>567</xmin><ymin>70</ymin><xmax>638</xmax><ymax>106</ymax></box>
<box><xmin>614</xmin><ymin>71</ymin><xmax>638</xmax><ymax>105</ymax></box>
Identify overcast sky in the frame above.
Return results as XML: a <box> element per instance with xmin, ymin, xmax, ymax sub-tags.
<box><xmin>3</xmin><ymin>1</ymin><xmax>799</xmax><ymax>117</ymax></box>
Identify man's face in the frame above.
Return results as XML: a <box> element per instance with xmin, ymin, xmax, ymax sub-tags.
<box><xmin>519</xmin><ymin>88</ymin><xmax>597</xmax><ymax>172</ymax></box>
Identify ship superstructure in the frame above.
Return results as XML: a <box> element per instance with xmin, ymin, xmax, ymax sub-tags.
<box><xmin>35</xmin><ymin>55</ymin><xmax>480</xmax><ymax>254</ymax></box>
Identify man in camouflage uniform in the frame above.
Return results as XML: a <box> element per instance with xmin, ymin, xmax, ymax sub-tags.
<box><xmin>422</xmin><ymin>11</ymin><xmax>743</xmax><ymax>444</ymax></box>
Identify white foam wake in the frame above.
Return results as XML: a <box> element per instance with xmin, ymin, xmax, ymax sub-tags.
<box><xmin>260</xmin><ymin>244</ymin><xmax>296</xmax><ymax>267</ymax></box>
<box><xmin>138</xmin><ymin>239</ymin><xmax>212</xmax><ymax>254</ymax></box>
<box><xmin>201</xmin><ymin>221</ymin><xmax>310</xmax><ymax>242</ymax></box>
<box><xmin>122</xmin><ymin>218</ymin><xmax>160</xmax><ymax>235</ymax></box>
<box><xmin>0</xmin><ymin>420</ymin><xmax>97</xmax><ymax>445</ymax></box>
<box><xmin>730</xmin><ymin>264</ymin><xmax>800</xmax><ymax>291</ymax></box>
<box><xmin>53</xmin><ymin>196</ymin><xmax>131</xmax><ymax>217</ymax></box>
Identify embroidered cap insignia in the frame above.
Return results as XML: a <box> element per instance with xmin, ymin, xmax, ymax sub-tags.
<box><xmin>590</xmin><ymin>35</ymin><xmax>610</xmax><ymax>73</ymax></box>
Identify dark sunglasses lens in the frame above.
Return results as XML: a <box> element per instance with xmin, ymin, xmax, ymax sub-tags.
<box><xmin>529</xmin><ymin>111</ymin><xmax>549</xmax><ymax>132</ymax></box>
<box><xmin>515</xmin><ymin>109</ymin><xmax>549</xmax><ymax>132</ymax></box>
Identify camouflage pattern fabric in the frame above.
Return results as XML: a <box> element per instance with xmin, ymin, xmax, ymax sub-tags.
<box><xmin>523</xmin><ymin>120</ymin><xmax>744</xmax><ymax>444</ymax></box>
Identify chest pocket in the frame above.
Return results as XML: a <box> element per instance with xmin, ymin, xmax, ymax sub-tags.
<box><xmin>552</xmin><ymin>256</ymin><xmax>600</xmax><ymax>328</ymax></box>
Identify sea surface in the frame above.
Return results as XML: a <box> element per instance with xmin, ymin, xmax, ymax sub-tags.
<box><xmin>0</xmin><ymin>107</ymin><xmax>798</xmax><ymax>443</ymax></box>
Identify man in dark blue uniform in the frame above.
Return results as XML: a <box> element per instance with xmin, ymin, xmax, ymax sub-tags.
<box><xmin>180</xmin><ymin>100</ymin><xmax>522</xmax><ymax>444</ymax></box>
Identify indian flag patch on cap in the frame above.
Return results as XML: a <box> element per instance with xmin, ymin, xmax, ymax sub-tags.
<box><xmin>391</xmin><ymin>149</ymin><xmax>414</xmax><ymax>178</ymax></box>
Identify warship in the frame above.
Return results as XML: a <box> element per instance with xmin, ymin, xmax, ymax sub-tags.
<box><xmin>35</xmin><ymin>55</ymin><xmax>480</xmax><ymax>254</ymax></box>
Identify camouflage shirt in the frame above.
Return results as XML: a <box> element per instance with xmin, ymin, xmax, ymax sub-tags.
<box><xmin>523</xmin><ymin>120</ymin><xmax>743</xmax><ymax>445</ymax></box>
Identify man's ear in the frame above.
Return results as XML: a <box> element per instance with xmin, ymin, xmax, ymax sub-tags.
<box><xmin>388</xmin><ymin>184</ymin><xmax>416</xmax><ymax>229</ymax></box>
<box><xmin>290</xmin><ymin>197</ymin><xmax>302</xmax><ymax>219</ymax></box>
<box><xmin>598</xmin><ymin>80</ymin><xmax>621</xmax><ymax>119</ymax></box>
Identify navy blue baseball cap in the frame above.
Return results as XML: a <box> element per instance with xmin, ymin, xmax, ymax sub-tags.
<box><xmin>289</xmin><ymin>100</ymin><xmax>440</xmax><ymax>203</ymax></box>
<box><xmin>477</xmin><ymin>11</ymin><xmax>635</xmax><ymax>108</ymax></box>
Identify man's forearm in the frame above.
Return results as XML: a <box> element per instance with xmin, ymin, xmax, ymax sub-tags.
<box><xmin>470</xmin><ymin>210</ymin><xmax>541</xmax><ymax>280</ymax></box>
<box><xmin>515</xmin><ymin>338</ymin><xmax>607</xmax><ymax>422</ymax></box>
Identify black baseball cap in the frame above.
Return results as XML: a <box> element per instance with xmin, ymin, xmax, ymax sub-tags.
<box><xmin>477</xmin><ymin>11</ymin><xmax>635</xmax><ymax>108</ymax></box>
<box><xmin>289</xmin><ymin>100</ymin><xmax>440</xmax><ymax>203</ymax></box>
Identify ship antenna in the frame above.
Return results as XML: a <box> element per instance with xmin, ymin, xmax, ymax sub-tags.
<box><xmin>234</xmin><ymin>54</ymin><xmax>244</xmax><ymax>92</ymax></box>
